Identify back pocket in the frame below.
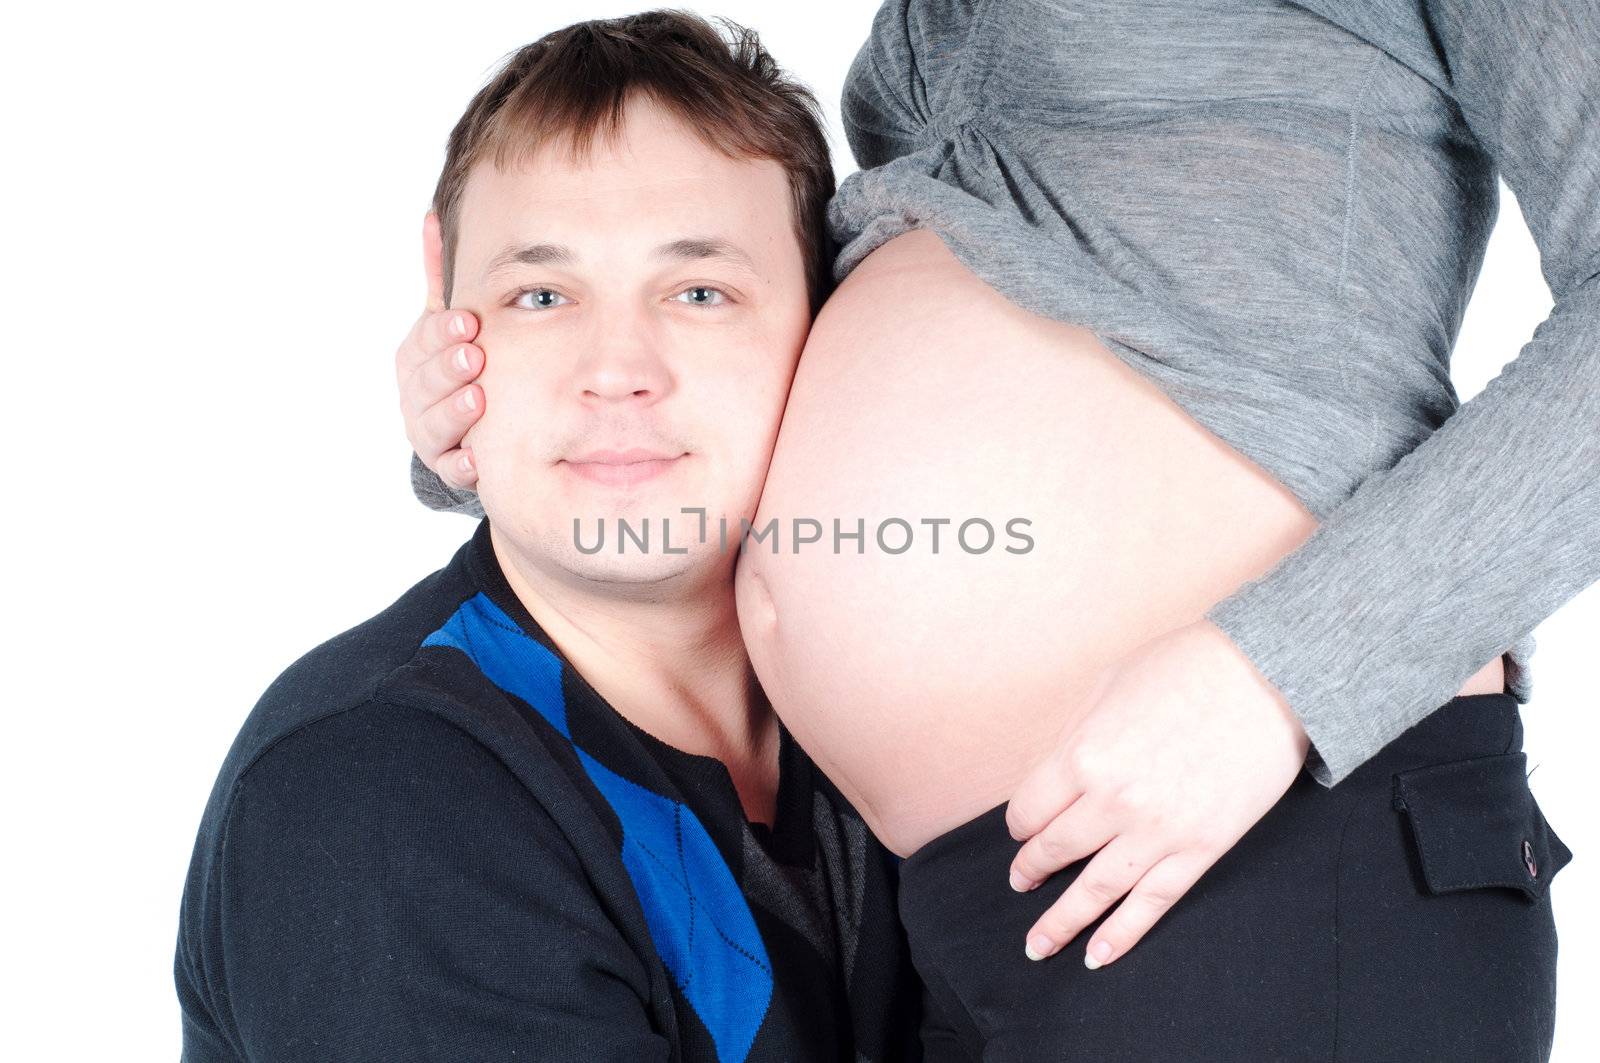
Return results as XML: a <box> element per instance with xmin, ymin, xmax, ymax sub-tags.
<box><xmin>1390</xmin><ymin>752</ymin><xmax>1573</xmax><ymax>901</ymax></box>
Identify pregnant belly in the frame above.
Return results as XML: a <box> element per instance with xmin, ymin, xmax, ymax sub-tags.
<box><xmin>733</xmin><ymin>227</ymin><xmax>1505</xmax><ymax>858</ymax></box>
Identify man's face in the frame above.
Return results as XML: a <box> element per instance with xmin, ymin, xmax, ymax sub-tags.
<box><xmin>450</xmin><ymin>94</ymin><xmax>811</xmax><ymax>589</ymax></box>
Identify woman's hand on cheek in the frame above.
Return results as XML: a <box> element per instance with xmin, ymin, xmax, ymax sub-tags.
<box><xmin>1002</xmin><ymin>618</ymin><xmax>1310</xmax><ymax>970</ymax></box>
<box><xmin>397</xmin><ymin>209</ymin><xmax>485</xmax><ymax>490</ymax></box>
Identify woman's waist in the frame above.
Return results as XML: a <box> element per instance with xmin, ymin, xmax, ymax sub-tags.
<box><xmin>747</xmin><ymin>527</ymin><xmax>1507</xmax><ymax>858</ymax></box>
<box><xmin>739</xmin><ymin>229</ymin><xmax>1503</xmax><ymax>854</ymax></box>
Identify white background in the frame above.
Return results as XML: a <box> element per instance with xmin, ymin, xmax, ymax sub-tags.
<box><xmin>2</xmin><ymin>1</ymin><xmax>1592</xmax><ymax>1058</ymax></box>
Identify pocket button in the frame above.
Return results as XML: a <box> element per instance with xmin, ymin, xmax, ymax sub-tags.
<box><xmin>1523</xmin><ymin>838</ymin><xmax>1538</xmax><ymax>879</ymax></box>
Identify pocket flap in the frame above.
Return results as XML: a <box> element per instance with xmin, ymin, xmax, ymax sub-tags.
<box><xmin>1390</xmin><ymin>752</ymin><xmax>1573</xmax><ymax>900</ymax></box>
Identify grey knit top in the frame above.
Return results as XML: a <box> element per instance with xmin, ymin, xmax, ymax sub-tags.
<box><xmin>413</xmin><ymin>0</ymin><xmax>1599</xmax><ymax>787</ymax></box>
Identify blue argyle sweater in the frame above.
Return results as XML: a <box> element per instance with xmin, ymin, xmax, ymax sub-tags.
<box><xmin>174</xmin><ymin>519</ymin><xmax>922</xmax><ymax>1061</ymax></box>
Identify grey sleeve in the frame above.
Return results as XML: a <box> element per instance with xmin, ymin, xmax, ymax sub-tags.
<box><xmin>1204</xmin><ymin>0</ymin><xmax>1600</xmax><ymax>786</ymax></box>
<box><xmin>410</xmin><ymin>449</ymin><xmax>485</xmax><ymax>518</ymax></box>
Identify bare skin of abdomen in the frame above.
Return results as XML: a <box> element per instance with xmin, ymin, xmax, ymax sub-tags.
<box><xmin>733</xmin><ymin>227</ymin><xmax>1506</xmax><ymax>859</ymax></box>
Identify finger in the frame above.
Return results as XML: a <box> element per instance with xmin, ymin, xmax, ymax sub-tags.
<box><xmin>410</xmin><ymin>385</ymin><xmax>485</xmax><ymax>468</ymax></box>
<box><xmin>418</xmin><ymin>308</ymin><xmax>479</xmax><ymax>364</ymax></box>
<box><xmin>433</xmin><ymin>447</ymin><xmax>479</xmax><ymax>491</ymax></box>
<box><xmin>1008</xmin><ymin>793</ymin><xmax>1105</xmax><ymax>891</ymax></box>
<box><xmin>1022</xmin><ymin>833</ymin><xmax>1160</xmax><ymax>962</ymax></box>
<box><xmin>1080</xmin><ymin>850</ymin><xmax>1210</xmax><ymax>970</ymax></box>
<box><xmin>396</xmin><ymin>308</ymin><xmax>479</xmax><ymax>383</ymax></box>
<box><xmin>1004</xmin><ymin>669</ymin><xmax>1116</xmax><ymax>842</ymax></box>
<box><xmin>401</xmin><ymin>342</ymin><xmax>484</xmax><ymax>421</ymax></box>
<box><xmin>1005</xmin><ymin>743</ymin><xmax>1085</xmax><ymax>842</ymax></box>
<box><xmin>423</xmin><ymin>209</ymin><xmax>446</xmax><ymax>313</ymax></box>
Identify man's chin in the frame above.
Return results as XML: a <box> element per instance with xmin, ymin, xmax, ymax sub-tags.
<box><xmin>557</xmin><ymin>494</ymin><xmax>742</xmax><ymax>553</ymax></box>
<box><xmin>488</xmin><ymin>487</ymin><xmax>744</xmax><ymax>584</ymax></box>
<box><xmin>554</xmin><ymin>545</ymin><xmax>723</xmax><ymax>588</ymax></box>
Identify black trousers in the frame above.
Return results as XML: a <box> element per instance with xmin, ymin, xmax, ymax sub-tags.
<box><xmin>897</xmin><ymin>692</ymin><xmax>1573</xmax><ymax>1062</ymax></box>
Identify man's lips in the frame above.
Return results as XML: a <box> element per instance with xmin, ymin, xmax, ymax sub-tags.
<box><xmin>559</xmin><ymin>449</ymin><xmax>687</xmax><ymax>487</ymax></box>
<box><xmin>568</xmin><ymin>448</ymin><xmax>679</xmax><ymax>464</ymax></box>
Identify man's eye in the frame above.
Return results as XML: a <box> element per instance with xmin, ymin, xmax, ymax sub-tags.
<box><xmin>512</xmin><ymin>287</ymin><xmax>570</xmax><ymax>310</ymax></box>
<box><xmin>675</xmin><ymin>286</ymin><xmax>728</xmax><ymax>307</ymax></box>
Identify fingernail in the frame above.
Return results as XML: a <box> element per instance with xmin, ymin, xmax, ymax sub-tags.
<box><xmin>1084</xmin><ymin>940</ymin><xmax>1112</xmax><ymax>970</ymax></box>
<box><xmin>453</xmin><ymin>346</ymin><xmax>471</xmax><ymax>373</ymax></box>
<box><xmin>1025</xmin><ymin>935</ymin><xmax>1056</xmax><ymax>961</ymax></box>
<box><xmin>1009</xmin><ymin>869</ymin><xmax>1035</xmax><ymax>892</ymax></box>
<box><xmin>459</xmin><ymin>389</ymin><xmax>477</xmax><ymax>412</ymax></box>
<box><xmin>459</xmin><ymin>452</ymin><xmax>474</xmax><ymax>473</ymax></box>
<box><xmin>451</xmin><ymin>314</ymin><xmax>470</xmax><ymax>338</ymax></box>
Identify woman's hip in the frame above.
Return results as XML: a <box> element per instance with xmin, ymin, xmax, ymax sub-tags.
<box><xmin>896</xmin><ymin>691</ymin><xmax>1573</xmax><ymax>1062</ymax></box>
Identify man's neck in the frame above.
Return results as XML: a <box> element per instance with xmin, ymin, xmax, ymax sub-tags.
<box><xmin>488</xmin><ymin>524</ymin><xmax>775</xmax><ymax>770</ymax></box>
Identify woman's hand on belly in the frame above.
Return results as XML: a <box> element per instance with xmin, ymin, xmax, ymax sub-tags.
<box><xmin>1002</xmin><ymin>617</ymin><xmax>1310</xmax><ymax>970</ymax></box>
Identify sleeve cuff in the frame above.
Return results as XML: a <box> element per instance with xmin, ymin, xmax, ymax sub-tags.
<box><xmin>410</xmin><ymin>450</ymin><xmax>485</xmax><ymax>518</ymax></box>
<box><xmin>1201</xmin><ymin>543</ymin><xmax>1515</xmax><ymax>790</ymax></box>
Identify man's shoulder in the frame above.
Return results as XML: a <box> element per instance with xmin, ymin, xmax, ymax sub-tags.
<box><xmin>182</xmin><ymin>531</ymin><xmax>589</xmax><ymax>860</ymax></box>
<box><xmin>210</xmin><ymin>537</ymin><xmax>482</xmax><ymax>779</ymax></box>
<box><xmin>174</xmin><ymin>698</ymin><xmax>664</xmax><ymax>1060</ymax></box>
<box><xmin>174</xmin><ymin>546</ymin><xmax>632</xmax><ymax>990</ymax></box>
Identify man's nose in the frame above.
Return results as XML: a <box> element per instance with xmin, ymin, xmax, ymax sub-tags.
<box><xmin>572</xmin><ymin>316</ymin><xmax>673</xmax><ymax>404</ymax></box>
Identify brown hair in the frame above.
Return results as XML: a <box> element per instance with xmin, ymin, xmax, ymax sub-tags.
<box><xmin>432</xmin><ymin>9</ymin><xmax>836</xmax><ymax>314</ymax></box>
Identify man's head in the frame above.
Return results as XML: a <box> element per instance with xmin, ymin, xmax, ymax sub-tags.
<box><xmin>433</xmin><ymin>11</ymin><xmax>832</xmax><ymax>593</ymax></box>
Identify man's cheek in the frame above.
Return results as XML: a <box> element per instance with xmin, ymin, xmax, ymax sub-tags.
<box><xmin>463</xmin><ymin>370</ymin><xmax>531</xmax><ymax>448</ymax></box>
<box><xmin>462</xmin><ymin>397</ymin><xmax>531</xmax><ymax>496</ymax></box>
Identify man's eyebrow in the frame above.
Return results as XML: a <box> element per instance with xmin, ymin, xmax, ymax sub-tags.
<box><xmin>484</xmin><ymin>242</ymin><xmax>576</xmax><ymax>278</ymax></box>
<box><xmin>651</xmin><ymin>237</ymin><xmax>759</xmax><ymax>273</ymax></box>
<box><xmin>482</xmin><ymin>236</ymin><xmax>760</xmax><ymax>279</ymax></box>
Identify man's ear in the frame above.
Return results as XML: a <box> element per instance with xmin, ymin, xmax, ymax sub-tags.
<box><xmin>423</xmin><ymin>209</ymin><xmax>448</xmax><ymax>312</ymax></box>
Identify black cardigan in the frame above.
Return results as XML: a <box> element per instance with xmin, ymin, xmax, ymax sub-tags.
<box><xmin>174</xmin><ymin>519</ymin><xmax>922</xmax><ymax>1061</ymax></box>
